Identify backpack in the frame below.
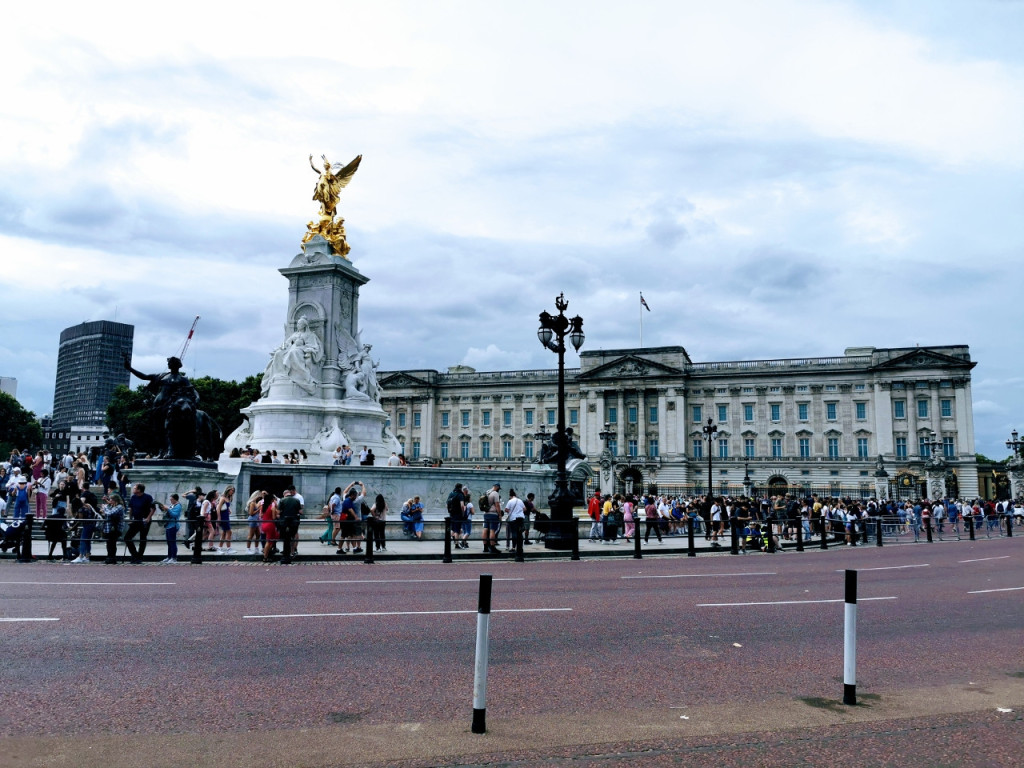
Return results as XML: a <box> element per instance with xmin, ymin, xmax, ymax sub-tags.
<box><xmin>479</xmin><ymin>495</ymin><xmax>490</xmax><ymax>514</ymax></box>
<box><xmin>447</xmin><ymin>492</ymin><xmax>464</xmax><ymax>519</ymax></box>
<box><xmin>185</xmin><ymin>495</ymin><xmax>200</xmax><ymax>521</ymax></box>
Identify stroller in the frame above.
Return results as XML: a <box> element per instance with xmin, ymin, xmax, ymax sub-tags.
<box><xmin>0</xmin><ymin>521</ymin><xmax>24</xmax><ymax>555</ymax></box>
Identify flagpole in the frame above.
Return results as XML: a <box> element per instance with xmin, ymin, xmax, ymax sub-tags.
<box><xmin>639</xmin><ymin>291</ymin><xmax>643</xmax><ymax>348</ymax></box>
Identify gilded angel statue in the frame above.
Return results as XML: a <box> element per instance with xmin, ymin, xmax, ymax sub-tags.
<box><xmin>310</xmin><ymin>154</ymin><xmax>362</xmax><ymax>218</ymax></box>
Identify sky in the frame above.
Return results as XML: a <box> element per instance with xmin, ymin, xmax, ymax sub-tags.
<box><xmin>1</xmin><ymin>0</ymin><xmax>1021</xmax><ymax>459</ymax></box>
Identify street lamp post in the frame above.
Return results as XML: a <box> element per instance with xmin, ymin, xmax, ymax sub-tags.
<box><xmin>598</xmin><ymin>422</ymin><xmax>615</xmax><ymax>496</ymax></box>
<box><xmin>743</xmin><ymin>460</ymin><xmax>752</xmax><ymax>499</ymax></box>
<box><xmin>1006</xmin><ymin>429</ymin><xmax>1023</xmax><ymax>458</ymax></box>
<box><xmin>702</xmin><ymin>417</ymin><xmax>718</xmax><ymax>497</ymax></box>
<box><xmin>537</xmin><ymin>293</ymin><xmax>585</xmax><ymax>549</ymax></box>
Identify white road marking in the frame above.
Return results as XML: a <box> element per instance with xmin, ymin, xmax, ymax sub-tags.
<box><xmin>244</xmin><ymin>608</ymin><xmax>571</xmax><ymax>619</ymax></box>
<box><xmin>622</xmin><ymin>572</ymin><xmax>776</xmax><ymax>580</ymax></box>
<box><xmin>0</xmin><ymin>582</ymin><xmax>176</xmax><ymax>586</ymax></box>
<box><xmin>306</xmin><ymin>578</ymin><xmax>525</xmax><ymax>584</ymax></box>
<box><xmin>697</xmin><ymin>597</ymin><xmax>898</xmax><ymax>607</ymax></box>
<box><xmin>959</xmin><ymin>556</ymin><xmax>1011</xmax><ymax>564</ymax></box>
<box><xmin>0</xmin><ymin>617</ymin><xmax>60</xmax><ymax>622</ymax></box>
<box><xmin>834</xmin><ymin>564</ymin><xmax>929</xmax><ymax>572</ymax></box>
<box><xmin>967</xmin><ymin>586</ymin><xmax>1024</xmax><ymax>594</ymax></box>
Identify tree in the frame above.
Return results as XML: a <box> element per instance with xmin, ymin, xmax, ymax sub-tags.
<box><xmin>106</xmin><ymin>385</ymin><xmax>156</xmax><ymax>455</ymax></box>
<box><xmin>0</xmin><ymin>392</ymin><xmax>43</xmax><ymax>457</ymax></box>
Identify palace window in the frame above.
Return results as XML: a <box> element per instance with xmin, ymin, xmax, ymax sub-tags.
<box><xmin>895</xmin><ymin>437</ymin><xmax>907</xmax><ymax>458</ymax></box>
<box><xmin>827</xmin><ymin>438</ymin><xmax>840</xmax><ymax>458</ymax></box>
<box><xmin>771</xmin><ymin>438</ymin><xmax>782</xmax><ymax>458</ymax></box>
<box><xmin>857</xmin><ymin>437</ymin><xmax>869</xmax><ymax>458</ymax></box>
<box><xmin>799</xmin><ymin>438</ymin><xmax>810</xmax><ymax>458</ymax></box>
<box><xmin>744</xmin><ymin>438</ymin><xmax>755</xmax><ymax>458</ymax></box>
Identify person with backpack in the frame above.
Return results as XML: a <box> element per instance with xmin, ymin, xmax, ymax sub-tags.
<box><xmin>101</xmin><ymin>493</ymin><xmax>126</xmax><ymax>564</ymax></box>
<box><xmin>447</xmin><ymin>483</ymin><xmax>467</xmax><ymax>549</ymax></box>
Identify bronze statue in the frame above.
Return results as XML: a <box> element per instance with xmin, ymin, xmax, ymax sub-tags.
<box><xmin>124</xmin><ymin>356</ymin><xmax>220</xmax><ymax>461</ymax></box>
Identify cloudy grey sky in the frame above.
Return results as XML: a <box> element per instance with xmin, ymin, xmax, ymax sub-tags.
<box><xmin>1</xmin><ymin>0</ymin><xmax>1021</xmax><ymax>458</ymax></box>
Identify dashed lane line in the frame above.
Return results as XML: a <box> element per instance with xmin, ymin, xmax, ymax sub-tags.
<box><xmin>306</xmin><ymin>578</ymin><xmax>525</xmax><ymax>584</ymax></box>
<box><xmin>967</xmin><ymin>586</ymin><xmax>1024</xmax><ymax>594</ymax></box>
<box><xmin>959</xmin><ymin>556</ymin><xmax>1011</xmax><ymax>564</ymax></box>
<box><xmin>622</xmin><ymin>572</ymin><xmax>776</xmax><ymax>580</ymax></box>
<box><xmin>244</xmin><ymin>608</ymin><xmax>572</xmax><ymax>619</ymax></box>
<box><xmin>833</xmin><ymin>564</ymin><xmax>929</xmax><ymax>572</ymax></box>
<box><xmin>0</xmin><ymin>617</ymin><xmax>60</xmax><ymax>622</ymax></box>
<box><xmin>0</xmin><ymin>581</ymin><xmax>176</xmax><ymax>586</ymax></box>
<box><xmin>697</xmin><ymin>597</ymin><xmax>898</xmax><ymax>607</ymax></box>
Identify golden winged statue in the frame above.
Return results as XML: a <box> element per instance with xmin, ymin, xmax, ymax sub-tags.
<box><xmin>303</xmin><ymin>154</ymin><xmax>362</xmax><ymax>258</ymax></box>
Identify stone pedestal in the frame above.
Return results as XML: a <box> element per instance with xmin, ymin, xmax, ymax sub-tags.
<box><xmin>1008</xmin><ymin>458</ymin><xmax>1024</xmax><ymax>501</ymax></box>
<box><xmin>221</xmin><ymin>236</ymin><xmax>401</xmax><ymax>465</ymax></box>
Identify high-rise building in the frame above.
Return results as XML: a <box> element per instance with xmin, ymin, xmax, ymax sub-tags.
<box><xmin>52</xmin><ymin>321</ymin><xmax>134</xmax><ymax>432</ymax></box>
<box><xmin>0</xmin><ymin>376</ymin><xmax>16</xmax><ymax>398</ymax></box>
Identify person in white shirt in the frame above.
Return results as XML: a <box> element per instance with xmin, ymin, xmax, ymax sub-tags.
<box><xmin>386</xmin><ymin>452</ymin><xmax>400</xmax><ymax>467</ymax></box>
<box><xmin>503</xmin><ymin>489</ymin><xmax>526</xmax><ymax>551</ymax></box>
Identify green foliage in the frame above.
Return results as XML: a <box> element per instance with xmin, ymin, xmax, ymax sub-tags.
<box><xmin>976</xmin><ymin>453</ymin><xmax>1010</xmax><ymax>465</ymax></box>
<box><xmin>191</xmin><ymin>374</ymin><xmax>262</xmax><ymax>439</ymax></box>
<box><xmin>0</xmin><ymin>391</ymin><xmax>43</xmax><ymax>457</ymax></box>
<box><xmin>106</xmin><ymin>374</ymin><xmax>263</xmax><ymax>457</ymax></box>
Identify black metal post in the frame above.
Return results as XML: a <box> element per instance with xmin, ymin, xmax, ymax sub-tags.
<box><xmin>820</xmin><ymin>517</ymin><xmax>828</xmax><ymax>549</ymax></box>
<box><xmin>795</xmin><ymin>518</ymin><xmax>804</xmax><ymax>552</ymax></box>
<box><xmin>925</xmin><ymin>517</ymin><xmax>933</xmax><ymax>543</ymax></box>
<box><xmin>686</xmin><ymin>516</ymin><xmax>696</xmax><ymax>557</ymax></box>
<box><xmin>876</xmin><ymin>516</ymin><xmax>884</xmax><ymax>547</ymax></box>
<box><xmin>571</xmin><ymin>518</ymin><xmax>580</xmax><ymax>561</ymax></box>
<box><xmin>861</xmin><ymin>519</ymin><xmax>869</xmax><ymax>545</ymax></box>
<box><xmin>730</xmin><ymin>512</ymin><xmax>739</xmax><ymax>555</ymax></box>
<box><xmin>443</xmin><ymin>517</ymin><xmax>453</xmax><ymax>563</ymax></box>
<box><xmin>633</xmin><ymin>522</ymin><xmax>642</xmax><ymax>559</ymax></box>
<box><xmin>1007</xmin><ymin>514</ymin><xmax>1013</xmax><ymax>538</ymax></box>
<box><xmin>967</xmin><ymin>512</ymin><xmax>975</xmax><ymax>540</ymax></box>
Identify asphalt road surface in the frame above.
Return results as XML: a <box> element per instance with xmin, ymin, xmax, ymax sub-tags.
<box><xmin>2</xmin><ymin>538</ymin><xmax>1022</xmax><ymax>767</ymax></box>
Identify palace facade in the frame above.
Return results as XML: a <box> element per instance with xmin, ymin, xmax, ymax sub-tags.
<box><xmin>378</xmin><ymin>344</ymin><xmax>979</xmax><ymax>500</ymax></box>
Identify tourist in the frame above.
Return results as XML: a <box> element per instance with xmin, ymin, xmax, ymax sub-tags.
<box><xmin>244</xmin><ymin>490</ymin><xmax>263</xmax><ymax>553</ymax></box>
<box><xmin>276</xmin><ymin>486</ymin><xmax>303</xmax><ymax>564</ymax></box>
<box><xmin>161</xmin><ymin>493</ymin><xmax>182</xmax><ymax>563</ymax></box>
<box><xmin>43</xmin><ymin>500</ymin><xmax>69</xmax><ymax>560</ymax></box>
<box><xmin>447</xmin><ymin>483</ymin><xmax>467</xmax><ymax>549</ymax></box>
<box><xmin>587</xmin><ymin>489</ymin><xmax>602</xmax><ymax>541</ymax></box>
<box><xmin>70</xmin><ymin>496</ymin><xmax>98</xmax><ymax>563</ymax></box>
<box><xmin>622</xmin><ymin>495</ymin><xmax>635</xmax><ymax>543</ymax></box>
<box><xmin>370</xmin><ymin>492</ymin><xmax>388</xmax><ymax>551</ymax></box>
<box><xmin>643</xmin><ymin>496</ymin><xmax>662</xmax><ymax>544</ymax></box>
<box><xmin>217</xmin><ymin>486</ymin><xmax>236</xmax><ymax>554</ymax></box>
<box><xmin>200</xmin><ymin>490</ymin><xmax>219</xmax><ymax>551</ymax></box>
<box><xmin>386</xmin><ymin>451</ymin><xmax>400</xmax><ymax>467</ymax></box>
<box><xmin>32</xmin><ymin>469</ymin><xmax>51</xmax><ymax>520</ymax></box>
<box><xmin>11</xmin><ymin>476</ymin><xmax>29</xmax><ymax>520</ymax></box>
<box><xmin>523</xmin><ymin>492</ymin><xmax>536</xmax><ymax>545</ymax></box>
<box><xmin>337</xmin><ymin>481</ymin><xmax>365</xmax><ymax>554</ymax></box>
<box><xmin>504</xmin><ymin>489</ymin><xmax>526</xmax><ymax>551</ymax></box>
<box><xmin>260</xmin><ymin>493</ymin><xmax>279</xmax><ymax>562</ymax></box>
<box><xmin>602</xmin><ymin>495</ymin><xmax>621</xmax><ymax>544</ymax></box>
<box><xmin>483</xmin><ymin>484</ymin><xmax>502</xmax><ymax>554</ymax></box>
<box><xmin>101</xmin><ymin>492</ymin><xmax>126</xmax><ymax>564</ymax></box>
<box><xmin>408</xmin><ymin>496</ymin><xmax>424</xmax><ymax>541</ymax></box>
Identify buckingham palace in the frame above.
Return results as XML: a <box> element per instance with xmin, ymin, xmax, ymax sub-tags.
<box><xmin>378</xmin><ymin>344</ymin><xmax>979</xmax><ymax>501</ymax></box>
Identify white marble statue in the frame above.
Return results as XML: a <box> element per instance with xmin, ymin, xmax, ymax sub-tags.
<box><xmin>261</xmin><ymin>317</ymin><xmax>324</xmax><ymax>396</ymax></box>
<box><xmin>342</xmin><ymin>343</ymin><xmax>381</xmax><ymax>402</ymax></box>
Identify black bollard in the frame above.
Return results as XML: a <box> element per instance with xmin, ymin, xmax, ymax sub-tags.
<box><xmin>766</xmin><ymin>524</ymin><xmax>776</xmax><ymax>553</ymax></box>
<box><xmin>571</xmin><ymin>518</ymin><xmax>580</xmax><ymax>561</ymax></box>
<box><xmin>967</xmin><ymin>513</ymin><xmax>975</xmax><ymax>541</ymax></box>
<box><xmin>820</xmin><ymin>518</ymin><xmax>828</xmax><ymax>550</ymax></box>
<box><xmin>876</xmin><ymin>516</ymin><xmax>884</xmax><ymax>547</ymax></box>
<box><xmin>686</xmin><ymin>516</ymin><xmax>696</xmax><ymax>557</ymax></box>
<box><xmin>925</xmin><ymin>517</ymin><xmax>933</xmax><ymax>543</ymax></box>
<box><xmin>861</xmin><ymin>519</ymin><xmax>869</xmax><ymax>545</ymax></box>
<box><xmin>17</xmin><ymin>513</ymin><xmax>34</xmax><ymax>563</ymax></box>
<box><xmin>515</xmin><ymin>520</ymin><xmax>525</xmax><ymax>563</ymax></box>
<box><xmin>633</xmin><ymin>521</ymin><xmax>642</xmax><ymax>559</ymax></box>
<box><xmin>795</xmin><ymin>519</ymin><xmax>804</xmax><ymax>552</ymax></box>
<box><xmin>1007</xmin><ymin>514</ymin><xmax>1013</xmax><ymax>538</ymax></box>
<box><xmin>730</xmin><ymin>514</ymin><xmax>739</xmax><ymax>555</ymax></box>
<box><xmin>364</xmin><ymin>520</ymin><xmax>375</xmax><ymax>564</ymax></box>
<box><xmin>443</xmin><ymin>517</ymin><xmax>453</xmax><ymax>564</ymax></box>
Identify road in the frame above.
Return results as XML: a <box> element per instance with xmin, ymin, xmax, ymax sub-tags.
<box><xmin>2</xmin><ymin>538</ymin><xmax>1022</xmax><ymax>767</ymax></box>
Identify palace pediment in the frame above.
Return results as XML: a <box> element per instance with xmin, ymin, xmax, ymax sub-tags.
<box><xmin>871</xmin><ymin>349</ymin><xmax>976</xmax><ymax>372</ymax></box>
<box><xmin>577</xmin><ymin>354</ymin><xmax>685</xmax><ymax>381</ymax></box>
<box><xmin>378</xmin><ymin>372</ymin><xmax>433</xmax><ymax>389</ymax></box>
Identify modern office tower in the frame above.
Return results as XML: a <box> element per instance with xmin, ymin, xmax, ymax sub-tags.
<box><xmin>52</xmin><ymin>321</ymin><xmax>134</xmax><ymax>433</ymax></box>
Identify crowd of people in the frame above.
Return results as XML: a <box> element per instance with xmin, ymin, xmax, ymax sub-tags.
<box><xmin>583</xmin><ymin>490</ymin><xmax>1024</xmax><ymax>552</ymax></box>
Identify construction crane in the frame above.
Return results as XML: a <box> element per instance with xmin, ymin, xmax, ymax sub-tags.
<box><xmin>178</xmin><ymin>316</ymin><xmax>200</xmax><ymax>359</ymax></box>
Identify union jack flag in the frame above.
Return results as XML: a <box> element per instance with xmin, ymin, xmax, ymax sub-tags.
<box><xmin>640</xmin><ymin>293</ymin><xmax>651</xmax><ymax>311</ymax></box>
